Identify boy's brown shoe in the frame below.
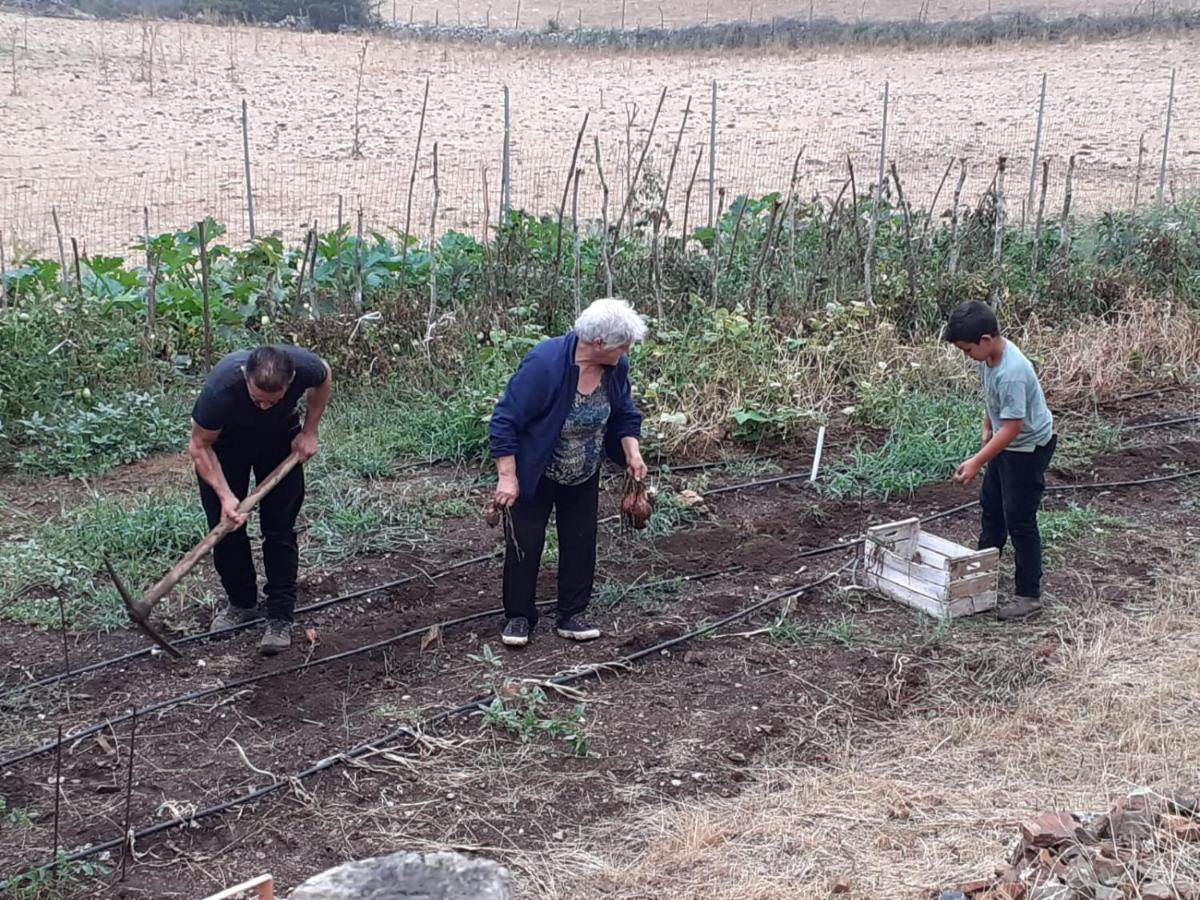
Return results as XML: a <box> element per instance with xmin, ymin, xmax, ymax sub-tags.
<box><xmin>996</xmin><ymin>595</ymin><xmax>1043</xmax><ymax>620</ymax></box>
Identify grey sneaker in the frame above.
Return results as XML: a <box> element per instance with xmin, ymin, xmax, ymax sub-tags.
<box><xmin>556</xmin><ymin>614</ymin><xmax>601</xmax><ymax>641</ymax></box>
<box><xmin>259</xmin><ymin>619</ymin><xmax>292</xmax><ymax>655</ymax></box>
<box><xmin>996</xmin><ymin>595</ymin><xmax>1044</xmax><ymax>620</ymax></box>
<box><xmin>210</xmin><ymin>603</ymin><xmax>258</xmax><ymax>633</ymax></box>
<box><xmin>501</xmin><ymin>617</ymin><xmax>531</xmax><ymax>647</ymax></box>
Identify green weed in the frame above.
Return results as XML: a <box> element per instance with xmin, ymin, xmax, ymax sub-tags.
<box><xmin>1041</xmin><ymin>503</ymin><xmax>1124</xmax><ymax>548</ymax></box>
<box><xmin>826</xmin><ymin>382</ymin><xmax>980</xmax><ymax>497</ymax></box>
<box><xmin>1</xmin><ymin>855</ymin><xmax>110</xmax><ymax>900</ymax></box>
<box><xmin>479</xmin><ymin>685</ymin><xmax>589</xmax><ymax>756</ymax></box>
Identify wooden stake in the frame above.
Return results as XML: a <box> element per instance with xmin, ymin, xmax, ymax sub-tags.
<box><xmin>889</xmin><ymin>162</ymin><xmax>917</xmax><ymax>309</ymax></box>
<box><xmin>572</xmin><ymin>169</ymin><xmax>583</xmax><ymax>314</ymax></box>
<box><xmin>335</xmin><ymin>195</ymin><xmax>346</xmax><ymax>306</ymax></box>
<box><xmin>402</xmin><ymin>78</ymin><xmax>430</xmax><ymax>275</ymax></box>
<box><xmin>1031</xmin><ymin>158</ymin><xmax>1050</xmax><ymax>276</ymax></box>
<box><xmin>199</xmin><ymin>220</ymin><xmax>212</xmax><ymax>367</ymax></box>
<box><xmin>747</xmin><ymin>198</ymin><xmax>781</xmax><ymax>315</ymax></box>
<box><xmin>681</xmin><ymin>146</ymin><xmax>704</xmax><ymax>247</ymax></box>
<box><xmin>863</xmin><ymin>80</ymin><xmax>889</xmax><ymax>310</ymax></box>
<box><xmin>658</xmin><ymin>96</ymin><xmax>693</xmax><ymax>241</ymax></box>
<box><xmin>481</xmin><ymin>166</ymin><xmax>498</xmax><ymax>304</ymax></box>
<box><xmin>923</xmin><ymin>158</ymin><xmax>956</xmax><ymax>249</ymax></box>
<box><xmin>351</xmin><ymin>41</ymin><xmax>369</xmax><ymax>159</ymax></box>
<box><xmin>71</xmin><ymin>237</ymin><xmax>82</xmax><ymax>296</ymax></box>
<box><xmin>1157</xmin><ymin>67</ymin><xmax>1176</xmax><ymax>203</ymax></box>
<box><xmin>56</xmin><ymin>595</ymin><xmax>71</xmax><ymax>676</ymax></box>
<box><xmin>354</xmin><ymin>208</ymin><xmax>364</xmax><ymax>313</ymax></box>
<box><xmin>425</xmin><ymin>144</ymin><xmax>441</xmax><ymax>354</ymax></box>
<box><xmin>51</xmin><ymin>207</ymin><xmax>68</xmax><ymax>295</ymax></box>
<box><xmin>242</xmin><ymin>100</ymin><xmax>256</xmax><ymax>239</ymax></box>
<box><xmin>707</xmin><ymin>80</ymin><xmax>717</xmax><ymax>227</ymax></box>
<box><xmin>991</xmin><ymin>156</ymin><xmax>1008</xmax><ymax>309</ymax></box>
<box><xmin>120</xmin><ymin>712</ymin><xmax>138</xmax><ymax>881</ymax></box>
<box><xmin>501</xmin><ymin>85</ymin><xmax>511</xmax><ymax>225</ymax></box>
<box><xmin>1132</xmin><ymin>132</ymin><xmax>1147</xmax><ymax>212</ymax></box>
<box><xmin>144</xmin><ymin>208</ymin><xmax>157</xmax><ymax>348</ymax></box>
<box><xmin>594</xmin><ymin>137</ymin><xmax>614</xmax><ymax>297</ymax></box>
<box><xmin>0</xmin><ymin>230</ymin><xmax>8</xmax><ymax>309</ymax></box>
<box><xmin>1026</xmin><ymin>73</ymin><xmax>1047</xmax><ymax>232</ymax></box>
<box><xmin>948</xmin><ymin>159</ymin><xmax>967</xmax><ymax>277</ymax></box>
<box><xmin>555</xmin><ymin>111</ymin><xmax>589</xmax><ymax>267</ymax></box>
<box><xmin>1058</xmin><ymin>154</ymin><xmax>1076</xmax><ymax>263</ymax></box>
<box><xmin>616</xmin><ymin>86</ymin><xmax>667</xmax><ymax>234</ymax></box>
<box><xmin>711</xmin><ymin>187</ymin><xmax>726</xmax><ymax>308</ymax></box>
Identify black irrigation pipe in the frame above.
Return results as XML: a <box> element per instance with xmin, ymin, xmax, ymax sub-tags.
<box><xmin>8</xmin><ymin>567</ymin><xmax>844</xmax><ymax>883</ymax></box>
<box><xmin>0</xmin><ymin>552</ymin><xmax>500</xmax><ymax>700</ymax></box>
<box><xmin>1124</xmin><ymin>414</ymin><xmax>1200</xmax><ymax>432</ymax></box>
<box><xmin>0</xmin><ymin>568</ymin><xmax>739</xmax><ymax>770</ymax></box>
<box><xmin>1</xmin><ymin>464</ymin><xmax>823</xmax><ymax>699</ymax></box>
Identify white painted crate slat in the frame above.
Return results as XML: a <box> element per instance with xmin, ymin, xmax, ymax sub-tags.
<box><xmin>861</xmin><ymin>517</ymin><xmax>998</xmax><ymax>619</ymax></box>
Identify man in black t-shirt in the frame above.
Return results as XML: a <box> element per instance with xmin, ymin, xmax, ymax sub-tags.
<box><xmin>190</xmin><ymin>345</ymin><xmax>332</xmax><ymax>655</ymax></box>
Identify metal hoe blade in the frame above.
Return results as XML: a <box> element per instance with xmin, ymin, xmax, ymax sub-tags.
<box><xmin>103</xmin><ymin>555</ymin><xmax>183</xmax><ymax>658</ymax></box>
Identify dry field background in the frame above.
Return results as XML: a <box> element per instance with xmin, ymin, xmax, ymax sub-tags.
<box><xmin>394</xmin><ymin>0</ymin><xmax>1172</xmax><ymax>29</ymax></box>
<box><xmin>0</xmin><ymin>7</ymin><xmax>1197</xmax><ymax>253</ymax></box>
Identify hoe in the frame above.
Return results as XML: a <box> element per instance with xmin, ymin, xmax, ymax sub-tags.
<box><xmin>105</xmin><ymin>452</ymin><xmax>303</xmax><ymax>657</ymax></box>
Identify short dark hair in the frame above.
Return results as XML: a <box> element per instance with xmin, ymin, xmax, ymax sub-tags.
<box><xmin>245</xmin><ymin>346</ymin><xmax>295</xmax><ymax>392</ymax></box>
<box><xmin>944</xmin><ymin>301</ymin><xmax>1001</xmax><ymax>344</ymax></box>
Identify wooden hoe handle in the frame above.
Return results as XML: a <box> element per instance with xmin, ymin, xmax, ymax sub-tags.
<box><xmin>141</xmin><ymin>451</ymin><xmax>304</xmax><ymax>611</ymax></box>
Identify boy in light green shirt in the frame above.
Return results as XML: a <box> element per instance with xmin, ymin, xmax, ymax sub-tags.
<box><xmin>944</xmin><ymin>301</ymin><xmax>1057</xmax><ymax>620</ymax></box>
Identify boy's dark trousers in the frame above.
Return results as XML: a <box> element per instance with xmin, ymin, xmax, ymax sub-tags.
<box><xmin>503</xmin><ymin>470</ymin><xmax>600</xmax><ymax>627</ymax></box>
<box><xmin>978</xmin><ymin>434</ymin><xmax>1057</xmax><ymax>599</ymax></box>
<box><xmin>197</xmin><ymin>429</ymin><xmax>305</xmax><ymax>623</ymax></box>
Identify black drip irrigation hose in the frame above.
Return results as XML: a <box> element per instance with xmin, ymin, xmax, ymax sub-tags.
<box><xmin>0</xmin><ymin>568</ymin><xmax>740</xmax><ymax>769</ymax></box>
<box><xmin>0</xmin><ymin>464</ymin><xmax>820</xmax><ymax>698</ymax></box>
<box><xmin>0</xmin><ymin>552</ymin><xmax>500</xmax><ymax>700</ymax></box>
<box><xmin>1124</xmin><ymin>414</ymin><xmax>1200</xmax><ymax>432</ymax></box>
<box><xmin>7</xmin><ymin>566</ymin><xmax>846</xmax><ymax>883</ymax></box>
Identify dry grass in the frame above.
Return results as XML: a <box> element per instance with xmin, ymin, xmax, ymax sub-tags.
<box><xmin>1026</xmin><ymin>299</ymin><xmax>1200</xmax><ymax>405</ymax></box>
<box><xmin>552</xmin><ymin>567</ymin><xmax>1200</xmax><ymax>899</ymax></box>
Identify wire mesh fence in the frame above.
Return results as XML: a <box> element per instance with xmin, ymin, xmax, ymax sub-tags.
<box><xmin>3</xmin><ymin>114</ymin><xmax>1197</xmax><ymax>259</ymax></box>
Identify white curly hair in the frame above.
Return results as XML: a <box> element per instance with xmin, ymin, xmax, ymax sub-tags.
<box><xmin>573</xmin><ymin>297</ymin><xmax>648</xmax><ymax>348</ymax></box>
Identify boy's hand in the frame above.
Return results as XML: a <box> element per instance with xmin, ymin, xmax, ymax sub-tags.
<box><xmin>954</xmin><ymin>457</ymin><xmax>983</xmax><ymax>485</ymax></box>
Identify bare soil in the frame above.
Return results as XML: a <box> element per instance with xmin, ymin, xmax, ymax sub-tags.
<box><xmin>1</xmin><ymin>394</ymin><xmax>1197</xmax><ymax>896</ymax></box>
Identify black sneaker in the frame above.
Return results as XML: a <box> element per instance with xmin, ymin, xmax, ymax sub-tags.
<box><xmin>502</xmin><ymin>617</ymin><xmax>531</xmax><ymax>647</ymax></box>
<box><xmin>556</xmin><ymin>615</ymin><xmax>600</xmax><ymax>641</ymax></box>
<box><xmin>210</xmin><ymin>603</ymin><xmax>258</xmax><ymax>633</ymax></box>
<box><xmin>259</xmin><ymin>619</ymin><xmax>292</xmax><ymax>655</ymax></box>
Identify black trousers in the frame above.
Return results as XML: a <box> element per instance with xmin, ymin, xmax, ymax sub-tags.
<box><xmin>978</xmin><ymin>434</ymin><xmax>1057</xmax><ymax>600</ymax></box>
<box><xmin>503</xmin><ymin>471</ymin><xmax>600</xmax><ymax>626</ymax></box>
<box><xmin>198</xmin><ymin>431</ymin><xmax>305</xmax><ymax>622</ymax></box>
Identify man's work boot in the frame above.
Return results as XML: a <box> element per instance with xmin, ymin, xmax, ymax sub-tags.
<box><xmin>259</xmin><ymin>619</ymin><xmax>292</xmax><ymax>656</ymax></box>
<box><xmin>996</xmin><ymin>595</ymin><xmax>1043</xmax><ymax>621</ymax></box>
<box><xmin>210</xmin><ymin>603</ymin><xmax>258</xmax><ymax>634</ymax></box>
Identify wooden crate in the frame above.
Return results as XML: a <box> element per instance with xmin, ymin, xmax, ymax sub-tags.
<box><xmin>860</xmin><ymin>517</ymin><xmax>998</xmax><ymax>619</ymax></box>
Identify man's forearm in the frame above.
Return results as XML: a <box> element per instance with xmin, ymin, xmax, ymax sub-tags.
<box><xmin>302</xmin><ymin>375</ymin><xmax>332</xmax><ymax>435</ymax></box>
<box><xmin>496</xmin><ymin>455</ymin><xmax>517</xmax><ymax>477</ymax></box>
<box><xmin>191</xmin><ymin>444</ymin><xmax>235</xmax><ymax>501</ymax></box>
<box><xmin>973</xmin><ymin>421</ymin><xmax>1022</xmax><ymax>467</ymax></box>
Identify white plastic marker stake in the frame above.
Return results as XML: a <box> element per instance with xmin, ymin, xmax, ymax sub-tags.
<box><xmin>810</xmin><ymin>425</ymin><xmax>827</xmax><ymax>483</ymax></box>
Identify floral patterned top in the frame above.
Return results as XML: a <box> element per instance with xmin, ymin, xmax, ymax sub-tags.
<box><xmin>544</xmin><ymin>371</ymin><xmax>611</xmax><ymax>486</ymax></box>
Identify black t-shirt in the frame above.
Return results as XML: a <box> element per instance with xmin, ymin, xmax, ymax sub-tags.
<box><xmin>192</xmin><ymin>347</ymin><xmax>327</xmax><ymax>435</ymax></box>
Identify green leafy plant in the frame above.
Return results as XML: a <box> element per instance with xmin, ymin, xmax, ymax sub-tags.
<box><xmin>480</xmin><ymin>685</ymin><xmax>589</xmax><ymax>756</ymax></box>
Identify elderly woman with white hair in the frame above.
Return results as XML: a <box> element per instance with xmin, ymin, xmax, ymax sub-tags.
<box><xmin>489</xmin><ymin>297</ymin><xmax>649</xmax><ymax>647</ymax></box>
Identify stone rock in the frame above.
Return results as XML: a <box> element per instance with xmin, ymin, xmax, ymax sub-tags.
<box><xmin>831</xmin><ymin>877</ymin><xmax>851</xmax><ymax>894</ymax></box>
<box><xmin>1162</xmin><ymin>812</ymin><xmax>1200</xmax><ymax>842</ymax></box>
<box><xmin>1166</xmin><ymin>791</ymin><xmax>1198</xmax><ymax>818</ymax></box>
<box><xmin>1028</xmin><ymin>883</ymin><xmax>1073</xmax><ymax>900</ymax></box>
<box><xmin>937</xmin><ymin>892</ymin><xmax>966</xmax><ymax>900</ymax></box>
<box><xmin>1140</xmin><ymin>883</ymin><xmax>1174</xmax><ymax>900</ymax></box>
<box><xmin>1092</xmin><ymin>888</ymin><xmax>1124</xmax><ymax>900</ymax></box>
<box><xmin>1020</xmin><ymin>811</ymin><xmax>1081</xmax><ymax>849</ymax></box>
<box><xmin>289</xmin><ymin>850</ymin><xmax>511</xmax><ymax>900</ymax></box>
<box><xmin>1104</xmin><ymin>793</ymin><xmax>1158</xmax><ymax>842</ymax></box>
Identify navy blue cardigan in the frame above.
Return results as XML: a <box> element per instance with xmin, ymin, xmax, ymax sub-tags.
<box><xmin>489</xmin><ymin>332</ymin><xmax>643</xmax><ymax>498</ymax></box>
